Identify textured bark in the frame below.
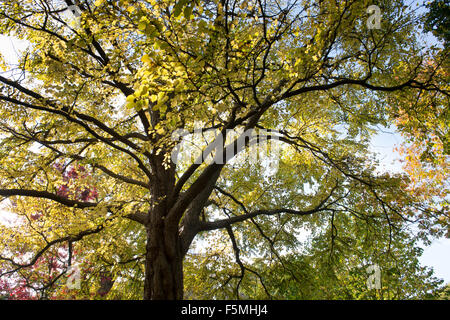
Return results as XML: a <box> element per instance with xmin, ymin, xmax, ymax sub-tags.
<box><xmin>143</xmin><ymin>155</ymin><xmax>184</xmax><ymax>300</ymax></box>
<box><xmin>143</xmin><ymin>220</ymin><xmax>183</xmax><ymax>300</ymax></box>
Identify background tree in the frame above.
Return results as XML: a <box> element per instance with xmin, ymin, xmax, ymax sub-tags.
<box><xmin>0</xmin><ymin>0</ymin><xmax>448</xmax><ymax>299</ymax></box>
<box><xmin>423</xmin><ymin>0</ymin><xmax>450</xmax><ymax>46</ymax></box>
<box><xmin>438</xmin><ymin>283</ymin><xmax>450</xmax><ymax>299</ymax></box>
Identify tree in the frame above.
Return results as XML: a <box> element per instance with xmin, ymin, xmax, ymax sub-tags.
<box><xmin>438</xmin><ymin>283</ymin><xmax>450</xmax><ymax>299</ymax></box>
<box><xmin>423</xmin><ymin>0</ymin><xmax>450</xmax><ymax>46</ymax></box>
<box><xmin>0</xmin><ymin>0</ymin><xmax>448</xmax><ymax>299</ymax></box>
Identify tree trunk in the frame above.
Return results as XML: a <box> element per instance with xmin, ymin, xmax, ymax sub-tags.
<box><xmin>143</xmin><ymin>213</ymin><xmax>184</xmax><ymax>300</ymax></box>
<box><xmin>142</xmin><ymin>152</ymin><xmax>183</xmax><ymax>300</ymax></box>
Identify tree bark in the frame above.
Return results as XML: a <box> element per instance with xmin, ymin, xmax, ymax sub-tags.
<box><xmin>143</xmin><ymin>215</ymin><xmax>184</xmax><ymax>300</ymax></box>
<box><xmin>142</xmin><ymin>152</ymin><xmax>185</xmax><ymax>300</ymax></box>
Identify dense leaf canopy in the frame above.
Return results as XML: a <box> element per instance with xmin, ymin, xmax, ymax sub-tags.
<box><xmin>0</xmin><ymin>0</ymin><xmax>448</xmax><ymax>299</ymax></box>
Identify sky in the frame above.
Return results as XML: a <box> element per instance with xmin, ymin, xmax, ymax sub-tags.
<box><xmin>0</xmin><ymin>7</ymin><xmax>448</xmax><ymax>287</ymax></box>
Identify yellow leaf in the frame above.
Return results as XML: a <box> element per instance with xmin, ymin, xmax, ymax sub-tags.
<box><xmin>142</xmin><ymin>54</ymin><xmax>151</xmax><ymax>64</ymax></box>
<box><xmin>150</xmin><ymin>94</ymin><xmax>158</xmax><ymax>103</ymax></box>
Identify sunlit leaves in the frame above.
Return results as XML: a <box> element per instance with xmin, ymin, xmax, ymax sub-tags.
<box><xmin>0</xmin><ymin>0</ymin><xmax>448</xmax><ymax>300</ymax></box>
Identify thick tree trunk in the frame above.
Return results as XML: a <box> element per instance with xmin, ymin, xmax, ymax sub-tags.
<box><xmin>142</xmin><ymin>152</ymin><xmax>184</xmax><ymax>300</ymax></box>
<box><xmin>143</xmin><ymin>216</ymin><xmax>184</xmax><ymax>300</ymax></box>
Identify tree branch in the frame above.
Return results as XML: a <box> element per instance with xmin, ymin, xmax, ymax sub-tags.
<box><xmin>0</xmin><ymin>189</ymin><xmax>97</xmax><ymax>208</ymax></box>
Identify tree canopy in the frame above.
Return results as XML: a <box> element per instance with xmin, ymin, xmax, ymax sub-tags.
<box><xmin>423</xmin><ymin>0</ymin><xmax>450</xmax><ymax>45</ymax></box>
<box><xmin>0</xmin><ymin>0</ymin><xmax>448</xmax><ymax>300</ymax></box>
